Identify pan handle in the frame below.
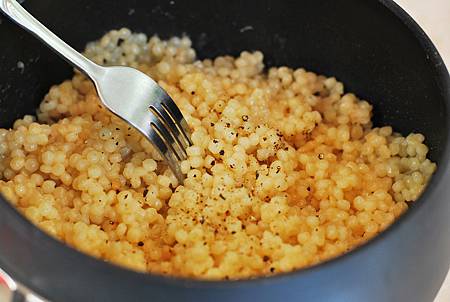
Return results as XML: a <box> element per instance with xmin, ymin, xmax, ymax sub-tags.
<box><xmin>0</xmin><ymin>268</ymin><xmax>48</xmax><ymax>302</ymax></box>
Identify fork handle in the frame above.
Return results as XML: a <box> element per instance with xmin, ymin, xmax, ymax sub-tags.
<box><xmin>0</xmin><ymin>0</ymin><xmax>103</xmax><ymax>78</ymax></box>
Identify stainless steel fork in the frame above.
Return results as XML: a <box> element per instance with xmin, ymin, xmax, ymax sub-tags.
<box><xmin>0</xmin><ymin>0</ymin><xmax>192</xmax><ymax>183</ymax></box>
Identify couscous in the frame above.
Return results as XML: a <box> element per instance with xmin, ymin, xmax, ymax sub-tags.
<box><xmin>0</xmin><ymin>29</ymin><xmax>436</xmax><ymax>279</ymax></box>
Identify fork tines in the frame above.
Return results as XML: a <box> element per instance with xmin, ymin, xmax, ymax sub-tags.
<box><xmin>148</xmin><ymin>95</ymin><xmax>192</xmax><ymax>183</ymax></box>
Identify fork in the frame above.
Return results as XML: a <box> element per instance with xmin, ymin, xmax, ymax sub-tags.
<box><xmin>0</xmin><ymin>0</ymin><xmax>192</xmax><ymax>183</ymax></box>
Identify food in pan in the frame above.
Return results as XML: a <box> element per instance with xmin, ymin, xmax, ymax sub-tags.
<box><xmin>0</xmin><ymin>29</ymin><xmax>436</xmax><ymax>279</ymax></box>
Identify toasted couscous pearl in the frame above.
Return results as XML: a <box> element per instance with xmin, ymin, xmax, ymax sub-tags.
<box><xmin>0</xmin><ymin>30</ymin><xmax>436</xmax><ymax>280</ymax></box>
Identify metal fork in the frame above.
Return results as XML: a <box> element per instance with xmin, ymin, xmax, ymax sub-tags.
<box><xmin>0</xmin><ymin>0</ymin><xmax>192</xmax><ymax>183</ymax></box>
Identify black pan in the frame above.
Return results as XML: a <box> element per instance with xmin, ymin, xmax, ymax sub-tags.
<box><xmin>0</xmin><ymin>0</ymin><xmax>449</xmax><ymax>301</ymax></box>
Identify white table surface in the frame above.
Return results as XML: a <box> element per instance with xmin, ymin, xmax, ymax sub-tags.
<box><xmin>392</xmin><ymin>1</ymin><xmax>450</xmax><ymax>301</ymax></box>
<box><xmin>0</xmin><ymin>1</ymin><xmax>448</xmax><ymax>302</ymax></box>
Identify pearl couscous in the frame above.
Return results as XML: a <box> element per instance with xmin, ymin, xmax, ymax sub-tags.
<box><xmin>0</xmin><ymin>29</ymin><xmax>436</xmax><ymax>279</ymax></box>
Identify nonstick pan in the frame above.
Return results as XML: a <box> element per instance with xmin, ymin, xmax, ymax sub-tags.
<box><xmin>0</xmin><ymin>0</ymin><xmax>449</xmax><ymax>301</ymax></box>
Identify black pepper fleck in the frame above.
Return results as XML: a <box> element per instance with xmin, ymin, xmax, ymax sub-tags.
<box><xmin>137</xmin><ymin>241</ymin><xmax>144</xmax><ymax>247</ymax></box>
